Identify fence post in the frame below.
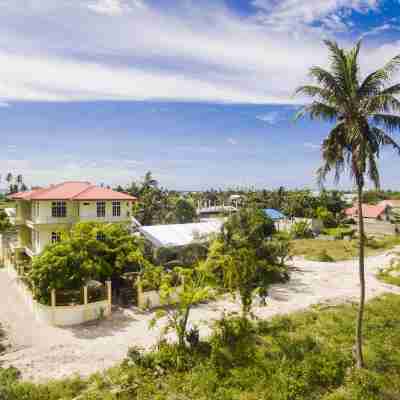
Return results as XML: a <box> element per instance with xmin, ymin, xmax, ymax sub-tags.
<box><xmin>83</xmin><ymin>286</ymin><xmax>88</xmax><ymax>305</ymax></box>
<box><xmin>106</xmin><ymin>280</ymin><xmax>112</xmax><ymax>315</ymax></box>
<box><xmin>51</xmin><ymin>289</ymin><xmax>56</xmax><ymax>325</ymax></box>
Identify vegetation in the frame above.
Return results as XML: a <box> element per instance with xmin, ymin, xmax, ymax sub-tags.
<box><xmin>2</xmin><ymin>172</ymin><xmax>27</xmax><ymax>194</ymax></box>
<box><xmin>29</xmin><ymin>222</ymin><xmax>151</xmax><ymax>304</ymax></box>
<box><xmin>2</xmin><ymin>294</ymin><xmax>400</xmax><ymax>399</ymax></box>
<box><xmin>292</xmin><ymin>235</ymin><xmax>400</xmax><ymax>262</ymax></box>
<box><xmin>378</xmin><ymin>254</ymin><xmax>400</xmax><ymax>287</ymax></box>
<box><xmin>296</xmin><ymin>39</ymin><xmax>400</xmax><ymax>368</ymax></box>
<box><xmin>205</xmin><ymin>208</ymin><xmax>290</xmax><ymax>316</ymax></box>
<box><xmin>289</xmin><ymin>220</ymin><xmax>314</xmax><ymax>239</ymax></box>
<box><xmin>126</xmin><ymin>171</ymin><xmax>198</xmax><ymax>226</ymax></box>
<box><xmin>150</xmin><ymin>267</ymin><xmax>212</xmax><ymax>349</ymax></box>
<box><xmin>0</xmin><ymin>209</ymin><xmax>12</xmax><ymax>233</ymax></box>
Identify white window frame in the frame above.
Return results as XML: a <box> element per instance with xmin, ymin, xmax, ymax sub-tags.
<box><xmin>97</xmin><ymin>201</ymin><xmax>106</xmax><ymax>218</ymax></box>
<box><xmin>51</xmin><ymin>201</ymin><xmax>67</xmax><ymax>218</ymax></box>
<box><xmin>51</xmin><ymin>232</ymin><xmax>61</xmax><ymax>244</ymax></box>
<box><xmin>112</xmin><ymin>201</ymin><xmax>121</xmax><ymax>217</ymax></box>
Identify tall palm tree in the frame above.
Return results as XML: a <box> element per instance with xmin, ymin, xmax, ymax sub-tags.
<box><xmin>295</xmin><ymin>40</ymin><xmax>400</xmax><ymax>368</ymax></box>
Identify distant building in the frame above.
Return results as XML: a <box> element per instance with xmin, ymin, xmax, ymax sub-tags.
<box><xmin>138</xmin><ymin>220</ymin><xmax>223</xmax><ymax>248</ymax></box>
<box><xmin>4</xmin><ymin>181</ymin><xmax>136</xmax><ymax>268</ymax></box>
<box><xmin>263</xmin><ymin>208</ymin><xmax>286</xmax><ymax>221</ymax></box>
<box><xmin>345</xmin><ymin>203</ymin><xmax>390</xmax><ymax>221</ymax></box>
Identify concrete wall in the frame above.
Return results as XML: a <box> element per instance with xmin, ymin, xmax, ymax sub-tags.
<box><xmin>138</xmin><ymin>286</ymin><xmax>182</xmax><ymax>309</ymax></box>
<box><xmin>8</xmin><ymin>265</ymin><xmax>112</xmax><ymax>326</ymax></box>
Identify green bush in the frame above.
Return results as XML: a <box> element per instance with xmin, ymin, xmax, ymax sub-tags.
<box><xmin>290</xmin><ymin>221</ymin><xmax>314</xmax><ymax>239</ymax></box>
<box><xmin>314</xmin><ymin>249</ymin><xmax>335</xmax><ymax>262</ymax></box>
<box><xmin>3</xmin><ymin>295</ymin><xmax>400</xmax><ymax>399</ymax></box>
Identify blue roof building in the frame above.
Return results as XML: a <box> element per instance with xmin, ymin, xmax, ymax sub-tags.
<box><xmin>263</xmin><ymin>208</ymin><xmax>286</xmax><ymax>221</ymax></box>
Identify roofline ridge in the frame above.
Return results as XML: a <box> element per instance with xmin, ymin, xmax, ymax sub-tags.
<box><xmin>70</xmin><ymin>184</ymin><xmax>97</xmax><ymax>200</ymax></box>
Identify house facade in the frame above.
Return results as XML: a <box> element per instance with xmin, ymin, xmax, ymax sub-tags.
<box><xmin>5</xmin><ymin>181</ymin><xmax>136</xmax><ymax>268</ymax></box>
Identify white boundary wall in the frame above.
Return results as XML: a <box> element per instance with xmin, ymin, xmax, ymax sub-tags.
<box><xmin>7</xmin><ymin>265</ymin><xmax>111</xmax><ymax>326</ymax></box>
<box><xmin>138</xmin><ymin>286</ymin><xmax>182</xmax><ymax>309</ymax></box>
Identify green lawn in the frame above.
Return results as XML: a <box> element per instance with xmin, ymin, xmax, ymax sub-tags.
<box><xmin>0</xmin><ymin>200</ymin><xmax>15</xmax><ymax>210</ymax></box>
<box><xmin>291</xmin><ymin>236</ymin><xmax>400</xmax><ymax>262</ymax></box>
<box><xmin>378</xmin><ymin>255</ymin><xmax>400</xmax><ymax>287</ymax></box>
<box><xmin>2</xmin><ymin>294</ymin><xmax>400</xmax><ymax>399</ymax></box>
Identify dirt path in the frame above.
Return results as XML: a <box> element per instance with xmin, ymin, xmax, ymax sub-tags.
<box><xmin>1</xmin><ymin>249</ymin><xmax>400</xmax><ymax>382</ymax></box>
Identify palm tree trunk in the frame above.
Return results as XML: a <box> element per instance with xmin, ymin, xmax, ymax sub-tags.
<box><xmin>356</xmin><ymin>183</ymin><xmax>365</xmax><ymax>369</ymax></box>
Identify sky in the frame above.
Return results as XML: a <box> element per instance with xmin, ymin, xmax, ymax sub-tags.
<box><xmin>2</xmin><ymin>0</ymin><xmax>400</xmax><ymax>190</ymax></box>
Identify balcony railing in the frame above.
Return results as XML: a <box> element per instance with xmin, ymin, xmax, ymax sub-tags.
<box><xmin>27</xmin><ymin>216</ymin><xmax>76</xmax><ymax>225</ymax></box>
<box><xmin>26</xmin><ymin>214</ymin><xmax>130</xmax><ymax>225</ymax></box>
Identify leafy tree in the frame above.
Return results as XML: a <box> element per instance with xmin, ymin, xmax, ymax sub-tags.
<box><xmin>29</xmin><ymin>222</ymin><xmax>150</xmax><ymax>304</ymax></box>
<box><xmin>205</xmin><ymin>208</ymin><xmax>289</xmax><ymax>317</ymax></box>
<box><xmin>296</xmin><ymin>40</ymin><xmax>400</xmax><ymax>368</ymax></box>
<box><xmin>174</xmin><ymin>198</ymin><xmax>197</xmax><ymax>224</ymax></box>
<box><xmin>150</xmin><ymin>267</ymin><xmax>212</xmax><ymax>348</ymax></box>
<box><xmin>0</xmin><ymin>210</ymin><xmax>12</xmax><ymax>233</ymax></box>
<box><xmin>315</xmin><ymin>206</ymin><xmax>337</xmax><ymax>228</ymax></box>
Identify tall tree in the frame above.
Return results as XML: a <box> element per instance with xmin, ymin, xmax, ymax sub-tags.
<box><xmin>296</xmin><ymin>40</ymin><xmax>400</xmax><ymax>368</ymax></box>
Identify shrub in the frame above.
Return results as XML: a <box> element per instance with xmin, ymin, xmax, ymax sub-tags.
<box><xmin>315</xmin><ymin>249</ymin><xmax>335</xmax><ymax>262</ymax></box>
<box><xmin>290</xmin><ymin>221</ymin><xmax>314</xmax><ymax>239</ymax></box>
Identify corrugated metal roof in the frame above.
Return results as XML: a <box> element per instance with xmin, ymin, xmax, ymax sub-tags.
<box><xmin>139</xmin><ymin>220</ymin><xmax>223</xmax><ymax>248</ymax></box>
<box><xmin>263</xmin><ymin>208</ymin><xmax>286</xmax><ymax>220</ymax></box>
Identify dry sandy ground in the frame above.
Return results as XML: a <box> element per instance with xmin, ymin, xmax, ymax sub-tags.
<box><xmin>1</xmin><ymin>249</ymin><xmax>400</xmax><ymax>382</ymax></box>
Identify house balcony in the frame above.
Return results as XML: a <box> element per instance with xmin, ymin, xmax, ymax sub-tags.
<box><xmin>78</xmin><ymin>214</ymin><xmax>131</xmax><ymax>223</ymax></box>
<box><xmin>26</xmin><ymin>216</ymin><xmax>76</xmax><ymax>227</ymax></box>
<box><xmin>24</xmin><ymin>245</ymin><xmax>39</xmax><ymax>258</ymax></box>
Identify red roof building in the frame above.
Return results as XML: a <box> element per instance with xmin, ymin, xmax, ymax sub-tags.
<box><xmin>9</xmin><ymin>181</ymin><xmax>136</xmax><ymax>201</ymax></box>
<box><xmin>345</xmin><ymin>203</ymin><xmax>389</xmax><ymax>220</ymax></box>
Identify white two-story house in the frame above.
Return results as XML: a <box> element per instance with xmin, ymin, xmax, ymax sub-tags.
<box><xmin>5</xmin><ymin>181</ymin><xmax>136</xmax><ymax>268</ymax></box>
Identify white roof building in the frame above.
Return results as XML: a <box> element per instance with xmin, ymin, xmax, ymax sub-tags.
<box><xmin>138</xmin><ymin>220</ymin><xmax>223</xmax><ymax>248</ymax></box>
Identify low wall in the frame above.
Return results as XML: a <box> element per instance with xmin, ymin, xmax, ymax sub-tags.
<box><xmin>8</xmin><ymin>266</ymin><xmax>111</xmax><ymax>326</ymax></box>
<box><xmin>138</xmin><ymin>286</ymin><xmax>182</xmax><ymax>309</ymax></box>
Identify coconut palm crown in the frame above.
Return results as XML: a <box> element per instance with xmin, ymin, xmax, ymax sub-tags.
<box><xmin>296</xmin><ymin>40</ymin><xmax>400</xmax><ymax>188</ymax></box>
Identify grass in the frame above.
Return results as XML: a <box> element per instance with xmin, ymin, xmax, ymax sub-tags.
<box><xmin>2</xmin><ymin>294</ymin><xmax>400</xmax><ymax>399</ymax></box>
<box><xmin>378</xmin><ymin>254</ymin><xmax>400</xmax><ymax>287</ymax></box>
<box><xmin>0</xmin><ymin>200</ymin><xmax>15</xmax><ymax>210</ymax></box>
<box><xmin>291</xmin><ymin>235</ymin><xmax>400</xmax><ymax>262</ymax></box>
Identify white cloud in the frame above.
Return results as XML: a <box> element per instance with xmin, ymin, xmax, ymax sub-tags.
<box><xmin>252</xmin><ymin>0</ymin><xmax>379</xmax><ymax>32</ymax></box>
<box><xmin>0</xmin><ymin>0</ymin><xmax>394</xmax><ymax>104</ymax></box>
<box><xmin>256</xmin><ymin>112</ymin><xmax>283</xmax><ymax>124</ymax></box>
<box><xmin>360</xmin><ymin>23</ymin><xmax>398</xmax><ymax>38</ymax></box>
<box><xmin>227</xmin><ymin>138</ymin><xmax>238</xmax><ymax>145</ymax></box>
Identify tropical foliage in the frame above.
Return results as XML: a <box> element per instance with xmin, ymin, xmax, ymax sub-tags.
<box><xmin>205</xmin><ymin>208</ymin><xmax>290</xmax><ymax>316</ymax></box>
<box><xmin>29</xmin><ymin>222</ymin><xmax>150</xmax><ymax>304</ymax></box>
<box><xmin>150</xmin><ymin>267</ymin><xmax>212</xmax><ymax>349</ymax></box>
<box><xmin>3</xmin><ymin>294</ymin><xmax>400</xmax><ymax>399</ymax></box>
<box><xmin>296</xmin><ymin>39</ymin><xmax>400</xmax><ymax>368</ymax></box>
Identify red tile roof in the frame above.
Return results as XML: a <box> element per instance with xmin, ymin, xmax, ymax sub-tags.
<box><xmin>9</xmin><ymin>181</ymin><xmax>136</xmax><ymax>201</ymax></box>
<box><xmin>345</xmin><ymin>204</ymin><xmax>387</xmax><ymax>219</ymax></box>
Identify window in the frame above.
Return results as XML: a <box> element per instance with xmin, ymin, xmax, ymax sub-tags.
<box><xmin>96</xmin><ymin>231</ymin><xmax>106</xmax><ymax>241</ymax></box>
<box><xmin>51</xmin><ymin>232</ymin><xmax>61</xmax><ymax>243</ymax></box>
<box><xmin>112</xmin><ymin>201</ymin><xmax>121</xmax><ymax>217</ymax></box>
<box><xmin>97</xmin><ymin>201</ymin><xmax>106</xmax><ymax>217</ymax></box>
<box><xmin>51</xmin><ymin>201</ymin><xmax>67</xmax><ymax>218</ymax></box>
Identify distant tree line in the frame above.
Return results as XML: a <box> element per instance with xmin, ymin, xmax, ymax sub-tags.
<box><xmin>1</xmin><ymin>172</ymin><xmax>28</xmax><ymax>194</ymax></box>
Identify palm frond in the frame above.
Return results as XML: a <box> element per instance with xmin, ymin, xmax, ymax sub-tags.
<box><xmin>373</xmin><ymin>114</ymin><xmax>400</xmax><ymax>132</ymax></box>
<box><xmin>371</xmin><ymin>127</ymin><xmax>400</xmax><ymax>155</ymax></box>
<box><xmin>295</xmin><ymin>102</ymin><xmax>338</xmax><ymax>122</ymax></box>
<box><xmin>294</xmin><ymin>85</ymin><xmax>334</xmax><ymax>103</ymax></box>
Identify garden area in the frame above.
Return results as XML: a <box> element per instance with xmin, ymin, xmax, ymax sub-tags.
<box><xmin>291</xmin><ymin>235</ymin><xmax>400</xmax><ymax>262</ymax></box>
<box><xmin>2</xmin><ymin>294</ymin><xmax>400</xmax><ymax>399</ymax></box>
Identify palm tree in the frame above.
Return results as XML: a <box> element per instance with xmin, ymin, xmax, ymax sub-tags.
<box><xmin>295</xmin><ymin>40</ymin><xmax>400</xmax><ymax>368</ymax></box>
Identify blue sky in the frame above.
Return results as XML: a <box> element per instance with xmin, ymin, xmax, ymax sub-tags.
<box><xmin>2</xmin><ymin>0</ymin><xmax>400</xmax><ymax>190</ymax></box>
